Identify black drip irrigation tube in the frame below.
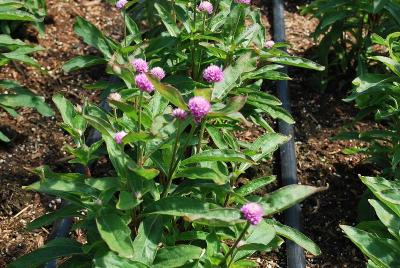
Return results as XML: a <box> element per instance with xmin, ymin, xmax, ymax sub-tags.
<box><xmin>272</xmin><ymin>0</ymin><xmax>306</xmax><ymax>267</ymax></box>
<box><xmin>43</xmin><ymin>99</ymin><xmax>110</xmax><ymax>268</ymax></box>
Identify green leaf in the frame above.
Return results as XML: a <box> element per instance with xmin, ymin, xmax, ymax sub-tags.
<box><xmin>63</xmin><ymin>55</ymin><xmax>107</xmax><ymax>72</ymax></box>
<box><xmin>212</xmin><ymin>53</ymin><xmax>257</xmax><ymax>100</ymax></box>
<box><xmin>341</xmin><ymin>225</ymin><xmax>400</xmax><ymax>268</ymax></box>
<box><xmin>116</xmin><ymin>191</ymin><xmax>141</xmax><ymax>210</ymax></box>
<box><xmin>263</xmin><ymin>55</ymin><xmax>325</xmax><ymax>71</ymax></box>
<box><xmin>122</xmin><ymin>132</ymin><xmax>152</xmax><ymax>144</ymax></box>
<box><xmin>0</xmin><ymin>9</ymin><xmax>37</xmax><ymax>21</ymax></box>
<box><xmin>147</xmin><ymin>75</ymin><xmax>187</xmax><ymax>110</ymax></box>
<box><xmin>369</xmin><ymin>199</ymin><xmax>400</xmax><ymax>240</ymax></box>
<box><xmin>73</xmin><ymin>16</ymin><xmax>116</xmax><ymax>59</ymax></box>
<box><xmin>154</xmin><ymin>3</ymin><xmax>180</xmax><ymax>37</ymax></box>
<box><xmin>209</xmin><ymin>96</ymin><xmax>247</xmax><ymax>116</ymax></box>
<box><xmin>144</xmin><ymin>197</ymin><xmax>242</xmax><ymax>226</ymax></box>
<box><xmin>96</xmin><ymin>208</ymin><xmax>134</xmax><ymax>258</ymax></box>
<box><xmin>235</xmin><ymin>176</ymin><xmax>276</xmax><ymax>197</ymax></box>
<box><xmin>181</xmin><ymin>149</ymin><xmax>254</xmax><ymax>165</ymax></box>
<box><xmin>0</xmin><ymin>130</ymin><xmax>10</xmax><ymax>142</ymax></box>
<box><xmin>26</xmin><ymin>204</ymin><xmax>81</xmax><ymax>230</ymax></box>
<box><xmin>260</xmin><ymin>185</ymin><xmax>324</xmax><ymax>215</ymax></box>
<box><xmin>132</xmin><ymin>215</ymin><xmax>167</xmax><ymax>265</ymax></box>
<box><xmin>153</xmin><ymin>245</ymin><xmax>203</xmax><ymax>268</ymax></box>
<box><xmin>124</xmin><ymin>15</ymin><xmax>141</xmax><ymax>44</ymax></box>
<box><xmin>8</xmin><ymin>238</ymin><xmax>82</xmax><ymax>268</ymax></box>
<box><xmin>94</xmin><ymin>250</ymin><xmax>149</xmax><ymax>268</ymax></box>
<box><xmin>266</xmin><ymin>219</ymin><xmax>321</xmax><ymax>255</ymax></box>
<box><xmin>175</xmin><ymin>167</ymin><xmax>228</xmax><ymax>185</ymax></box>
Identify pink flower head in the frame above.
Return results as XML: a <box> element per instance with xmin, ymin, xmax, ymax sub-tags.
<box><xmin>172</xmin><ymin>108</ymin><xmax>188</xmax><ymax>120</ymax></box>
<box><xmin>188</xmin><ymin>96</ymin><xmax>211</xmax><ymax>123</ymax></box>
<box><xmin>241</xmin><ymin>202</ymin><xmax>264</xmax><ymax>225</ymax></box>
<box><xmin>135</xmin><ymin>73</ymin><xmax>154</xmax><ymax>93</ymax></box>
<box><xmin>234</xmin><ymin>0</ymin><xmax>251</xmax><ymax>4</ymax></box>
<box><xmin>265</xmin><ymin>40</ymin><xmax>275</xmax><ymax>49</ymax></box>
<box><xmin>150</xmin><ymin>67</ymin><xmax>166</xmax><ymax>81</ymax></box>
<box><xmin>116</xmin><ymin>0</ymin><xmax>128</xmax><ymax>9</ymax></box>
<box><xmin>198</xmin><ymin>1</ymin><xmax>213</xmax><ymax>14</ymax></box>
<box><xmin>108</xmin><ymin>92</ymin><xmax>122</xmax><ymax>102</ymax></box>
<box><xmin>114</xmin><ymin>131</ymin><xmax>127</xmax><ymax>144</ymax></box>
<box><xmin>131</xmin><ymin>58</ymin><xmax>148</xmax><ymax>73</ymax></box>
<box><xmin>203</xmin><ymin>65</ymin><xmax>224</xmax><ymax>83</ymax></box>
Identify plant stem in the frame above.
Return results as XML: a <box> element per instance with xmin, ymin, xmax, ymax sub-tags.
<box><xmin>137</xmin><ymin>91</ymin><xmax>144</xmax><ymax>166</ymax></box>
<box><xmin>191</xmin><ymin>0</ymin><xmax>197</xmax><ymax>79</ymax></box>
<box><xmin>220</xmin><ymin>223</ymin><xmax>250</xmax><ymax>267</ymax></box>
<box><xmin>162</xmin><ymin>121</ymin><xmax>182</xmax><ymax>198</ymax></box>
<box><xmin>196</xmin><ymin>120</ymin><xmax>206</xmax><ymax>153</ymax></box>
<box><xmin>123</xmin><ymin>9</ymin><xmax>127</xmax><ymax>47</ymax></box>
<box><xmin>172</xmin><ymin>0</ymin><xmax>176</xmax><ymax>23</ymax></box>
<box><xmin>170</xmin><ymin>124</ymin><xmax>197</xmax><ymax>175</ymax></box>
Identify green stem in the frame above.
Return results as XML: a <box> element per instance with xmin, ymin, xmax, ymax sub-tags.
<box><xmin>172</xmin><ymin>0</ymin><xmax>176</xmax><ymax>23</ymax></box>
<box><xmin>162</xmin><ymin>121</ymin><xmax>182</xmax><ymax>198</ymax></box>
<box><xmin>123</xmin><ymin>10</ymin><xmax>127</xmax><ymax>47</ymax></box>
<box><xmin>191</xmin><ymin>0</ymin><xmax>197</xmax><ymax>79</ymax></box>
<box><xmin>220</xmin><ymin>223</ymin><xmax>250</xmax><ymax>267</ymax></box>
<box><xmin>196</xmin><ymin>120</ymin><xmax>206</xmax><ymax>153</ymax></box>
<box><xmin>171</xmin><ymin>124</ymin><xmax>197</xmax><ymax>174</ymax></box>
<box><xmin>137</xmin><ymin>91</ymin><xmax>144</xmax><ymax>166</ymax></box>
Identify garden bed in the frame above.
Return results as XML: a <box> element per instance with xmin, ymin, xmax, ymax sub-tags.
<box><xmin>0</xmin><ymin>1</ymin><xmax>375</xmax><ymax>267</ymax></box>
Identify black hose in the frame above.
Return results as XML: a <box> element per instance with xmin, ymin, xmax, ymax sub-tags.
<box><xmin>43</xmin><ymin>96</ymin><xmax>111</xmax><ymax>268</ymax></box>
<box><xmin>272</xmin><ymin>0</ymin><xmax>306</xmax><ymax>267</ymax></box>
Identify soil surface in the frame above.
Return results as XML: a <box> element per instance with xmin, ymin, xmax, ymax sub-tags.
<box><xmin>0</xmin><ymin>1</ymin><xmax>372</xmax><ymax>267</ymax></box>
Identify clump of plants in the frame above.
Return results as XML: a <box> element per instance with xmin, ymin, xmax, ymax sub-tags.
<box><xmin>0</xmin><ymin>0</ymin><xmax>52</xmax><ymax>142</ymax></box>
<box><xmin>301</xmin><ymin>0</ymin><xmax>400</xmax><ymax>88</ymax></box>
<box><xmin>9</xmin><ymin>1</ymin><xmax>324</xmax><ymax>267</ymax></box>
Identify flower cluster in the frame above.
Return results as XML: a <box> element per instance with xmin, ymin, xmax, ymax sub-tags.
<box><xmin>234</xmin><ymin>0</ymin><xmax>251</xmax><ymax>4</ymax></box>
<box><xmin>135</xmin><ymin>73</ymin><xmax>154</xmax><ymax>93</ymax></box>
<box><xmin>188</xmin><ymin>96</ymin><xmax>211</xmax><ymax>123</ymax></box>
<box><xmin>150</xmin><ymin>67</ymin><xmax>166</xmax><ymax>81</ymax></box>
<box><xmin>115</xmin><ymin>0</ymin><xmax>128</xmax><ymax>9</ymax></box>
<box><xmin>131</xmin><ymin>58</ymin><xmax>149</xmax><ymax>73</ymax></box>
<box><xmin>241</xmin><ymin>202</ymin><xmax>264</xmax><ymax>225</ymax></box>
<box><xmin>172</xmin><ymin>108</ymin><xmax>188</xmax><ymax>120</ymax></box>
<box><xmin>203</xmin><ymin>65</ymin><xmax>224</xmax><ymax>83</ymax></box>
<box><xmin>108</xmin><ymin>92</ymin><xmax>122</xmax><ymax>102</ymax></box>
<box><xmin>198</xmin><ymin>1</ymin><xmax>213</xmax><ymax>15</ymax></box>
<box><xmin>265</xmin><ymin>40</ymin><xmax>275</xmax><ymax>49</ymax></box>
<box><xmin>114</xmin><ymin>131</ymin><xmax>127</xmax><ymax>144</ymax></box>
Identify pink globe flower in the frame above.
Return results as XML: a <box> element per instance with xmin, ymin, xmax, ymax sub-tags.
<box><xmin>265</xmin><ymin>40</ymin><xmax>275</xmax><ymax>49</ymax></box>
<box><xmin>114</xmin><ymin>131</ymin><xmax>127</xmax><ymax>144</ymax></box>
<box><xmin>150</xmin><ymin>67</ymin><xmax>166</xmax><ymax>81</ymax></box>
<box><xmin>203</xmin><ymin>65</ymin><xmax>224</xmax><ymax>83</ymax></box>
<box><xmin>108</xmin><ymin>92</ymin><xmax>122</xmax><ymax>102</ymax></box>
<box><xmin>116</xmin><ymin>0</ymin><xmax>128</xmax><ymax>9</ymax></box>
<box><xmin>241</xmin><ymin>202</ymin><xmax>264</xmax><ymax>225</ymax></box>
<box><xmin>172</xmin><ymin>108</ymin><xmax>188</xmax><ymax>120</ymax></box>
<box><xmin>135</xmin><ymin>73</ymin><xmax>154</xmax><ymax>93</ymax></box>
<box><xmin>234</xmin><ymin>0</ymin><xmax>251</xmax><ymax>4</ymax></box>
<box><xmin>198</xmin><ymin>1</ymin><xmax>213</xmax><ymax>14</ymax></box>
<box><xmin>131</xmin><ymin>58</ymin><xmax>148</xmax><ymax>73</ymax></box>
<box><xmin>188</xmin><ymin>96</ymin><xmax>211</xmax><ymax>123</ymax></box>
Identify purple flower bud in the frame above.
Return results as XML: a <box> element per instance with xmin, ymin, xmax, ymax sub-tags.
<box><xmin>198</xmin><ymin>1</ymin><xmax>213</xmax><ymax>14</ymax></box>
<box><xmin>172</xmin><ymin>108</ymin><xmax>188</xmax><ymax>120</ymax></box>
<box><xmin>150</xmin><ymin>67</ymin><xmax>166</xmax><ymax>81</ymax></box>
<box><xmin>108</xmin><ymin>92</ymin><xmax>122</xmax><ymax>102</ymax></box>
<box><xmin>135</xmin><ymin>73</ymin><xmax>154</xmax><ymax>93</ymax></box>
<box><xmin>265</xmin><ymin>40</ymin><xmax>275</xmax><ymax>49</ymax></box>
<box><xmin>114</xmin><ymin>131</ymin><xmax>127</xmax><ymax>144</ymax></box>
<box><xmin>188</xmin><ymin>96</ymin><xmax>211</xmax><ymax>123</ymax></box>
<box><xmin>131</xmin><ymin>58</ymin><xmax>148</xmax><ymax>73</ymax></box>
<box><xmin>203</xmin><ymin>65</ymin><xmax>224</xmax><ymax>83</ymax></box>
<box><xmin>116</xmin><ymin>0</ymin><xmax>128</xmax><ymax>9</ymax></box>
<box><xmin>241</xmin><ymin>202</ymin><xmax>264</xmax><ymax>225</ymax></box>
<box><xmin>234</xmin><ymin>0</ymin><xmax>251</xmax><ymax>4</ymax></box>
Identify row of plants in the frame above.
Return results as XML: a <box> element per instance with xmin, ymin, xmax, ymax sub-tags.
<box><xmin>9</xmin><ymin>0</ymin><xmax>325</xmax><ymax>267</ymax></box>
<box><xmin>0</xmin><ymin>0</ymin><xmax>52</xmax><ymax>142</ymax></box>
<box><xmin>303</xmin><ymin>0</ymin><xmax>400</xmax><ymax>266</ymax></box>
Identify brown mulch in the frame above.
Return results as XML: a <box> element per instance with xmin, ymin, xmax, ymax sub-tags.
<box><xmin>0</xmin><ymin>1</ymin><xmax>372</xmax><ymax>267</ymax></box>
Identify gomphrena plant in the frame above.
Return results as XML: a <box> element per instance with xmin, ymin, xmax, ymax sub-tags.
<box><xmin>10</xmin><ymin>1</ymin><xmax>325</xmax><ymax>267</ymax></box>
